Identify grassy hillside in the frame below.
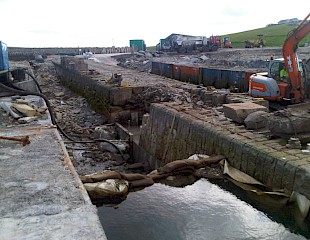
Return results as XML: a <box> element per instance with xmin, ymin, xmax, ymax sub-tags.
<box><xmin>224</xmin><ymin>24</ymin><xmax>310</xmax><ymax>48</ymax></box>
<box><xmin>147</xmin><ymin>24</ymin><xmax>310</xmax><ymax>49</ymax></box>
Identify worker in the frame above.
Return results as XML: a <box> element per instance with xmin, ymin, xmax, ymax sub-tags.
<box><xmin>280</xmin><ymin>65</ymin><xmax>288</xmax><ymax>81</ymax></box>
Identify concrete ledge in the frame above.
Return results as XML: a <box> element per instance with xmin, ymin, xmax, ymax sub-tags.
<box><xmin>0</xmin><ymin>125</ymin><xmax>106</xmax><ymax>239</ymax></box>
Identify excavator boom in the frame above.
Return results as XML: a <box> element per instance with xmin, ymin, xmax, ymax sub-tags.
<box><xmin>282</xmin><ymin>12</ymin><xmax>310</xmax><ymax>102</ymax></box>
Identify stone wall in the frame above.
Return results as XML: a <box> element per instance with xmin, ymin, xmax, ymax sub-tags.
<box><xmin>53</xmin><ymin>63</ymin><xmax>145</xmax><ymax>125</ymax></box>
<box><xmin>139</xmin><ymin>103</ymin><xmax>310</xmax><ymax>199</ymax></box>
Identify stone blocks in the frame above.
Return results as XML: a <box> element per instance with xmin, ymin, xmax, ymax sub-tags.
<box><xmin>223</xmin><ymin>102</ymin><xmax>268</xmax><ymax>123</ymax></box>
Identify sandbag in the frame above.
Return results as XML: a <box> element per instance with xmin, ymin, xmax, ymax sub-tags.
<box><xmin>86</xmin><ymin>170</ymin><xmax>122</xmax><ymax>182</ymax></box>
<box><xmin>84</xmin><ymin>179</ymin><xmax>129</xmax><ymax>199</ymax></box>
<box><xmin>80</xmin><ymin>175</ymin><xmax>94</xmax><ymax>183</ymax></box>
<box><xmin>171</xmin><ymin>169</ymin><xmax>195</xmax><ymax>176</ymax></box>
<box><xmin>130</xmin><ymin>177</ymin><xmax>154</xmax><ymax>189</ymax></box>
<box><xmin>196</xmin><ymin>155</ymin><xmax>225</xmax><ymax>167</ymax></box>
<box><xmin>157</xmin><ymin>160</ymin><xmax>189</xmax><ymax>174</ymax></box>
<box><xmin>170</xmin><ymin>165</ymin><xmax>196</xmax><ymax>174</ymax></box>
<box><xmin>120</xmin><ymin>173</ymin><xmax>146</xmax><ymax>181</ymax></box>
<box><xmin>148</xmin><ymin>172</ymin><xmax>171</xmax><ymax>181</ymax></box>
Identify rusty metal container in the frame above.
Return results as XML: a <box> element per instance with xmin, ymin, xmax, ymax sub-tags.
<box><xmin>179</xmin><ymin>66</ymin><xmax>200</xmax><ymax>85</ymax></box>
<box><xmin>173</xmin><ymin>65</ymin><xmax>181</xmax><ymax>80</ymax></box>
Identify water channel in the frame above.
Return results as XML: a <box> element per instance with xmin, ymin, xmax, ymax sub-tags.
<box><xmin>98</xmin><ymin>179</ymin><xmax>309</xmax><ymax>240</ymax></box>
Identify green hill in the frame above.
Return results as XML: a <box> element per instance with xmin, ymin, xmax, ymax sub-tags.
<box><xmin>224</xmin><ymin>24</ymin><xmax>310</xmax><ymax>48</ymax></box>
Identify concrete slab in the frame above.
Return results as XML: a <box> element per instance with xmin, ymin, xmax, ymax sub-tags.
<box><xmin>0</xmin><ymin>96</ymin><xmax>106</xmax><ymax>239</ymax></box>
<box><xmin>222</xmin><ymin>102</ymin><xmax>268</xmax><ymax>123</ymax></box>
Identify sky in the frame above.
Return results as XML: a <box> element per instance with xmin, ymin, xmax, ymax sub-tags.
<box><xmin>1</xmin><ymin>0</ymin><xmax>309</xmax><ymax>48</ymax></box>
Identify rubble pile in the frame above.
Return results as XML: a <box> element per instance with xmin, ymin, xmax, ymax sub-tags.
<box><xmin>115</xmin><ymin>51</ymin><xmax>154</xmax><ymax>72</ymax></box>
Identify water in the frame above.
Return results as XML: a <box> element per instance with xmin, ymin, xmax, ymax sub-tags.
<box><xmin>98</xmin><ymin>179</ymin><xmax>308</xmax><ymax>240</ymax></box>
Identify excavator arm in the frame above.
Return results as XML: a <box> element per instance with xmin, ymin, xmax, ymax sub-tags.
<box><xmin>282</xmin><ymin>12</ymin><xmax>310</xmax><ymax>102</ymax></box>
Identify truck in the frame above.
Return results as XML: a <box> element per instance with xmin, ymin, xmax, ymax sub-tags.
<box><xmin>249</xmin><ymin>13</ymin><xmax>310</xmax><ymax>104</ymax></box>
<box><xmin>156</xmin><ymin>34</ymin><xmax>220</xmax><ymax>53</ymax></box>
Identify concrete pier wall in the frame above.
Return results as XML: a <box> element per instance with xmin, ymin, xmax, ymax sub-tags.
<box><xmin>139</xmin><ymin>103</ymin><xmax>310</xmax><ymax>199</ymax></box>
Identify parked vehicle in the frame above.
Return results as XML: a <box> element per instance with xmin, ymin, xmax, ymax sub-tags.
<box><xmin>156</xmin><ymin>34</ymin><xmax>220</xmax><ymax>53</ymax></box>
<box><xmin>244</xmin><ymin>35</ymin><xmax>265</xmax><ymax>48</ymax></box>
<box><xmin>223</xmin><ymin>36</ymin><xmax>232</xmax><ymax>48</ymax></box>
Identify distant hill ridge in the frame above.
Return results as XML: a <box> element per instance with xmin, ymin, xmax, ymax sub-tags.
<box><xmin>224</xmin><ymin>23</ymin><xmax>310</xmax><ymax>48</ymax></box>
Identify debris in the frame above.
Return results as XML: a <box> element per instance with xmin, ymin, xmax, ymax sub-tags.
<box><xmin>18</xmin><ymin>116</ymin><xmax>38</xmax><ymax>124</ymax></box>
<box><xmin>98</xmin><ymin>141</ymin><xmax>128</xmax><ymax>153</ymax></box>
<box><xmin>0</xmin><ymin>102</ymin><xmax>23</xmax><ymax>119</ymax></box>
<box><xmin>11</xmin><ymin>103</ymin><xmax>38</xmax><ymax>117</ymax></box>
<box><xmin>286</xmin><ymin>137</ymin><xmax>302</xmax><ymax>149</ymax></box>
<box><xmin>84</xmin><ymin>179</ymin><xmax>129</xmax><ymax>199</ymax></box>
<box><xmin>0</xmin><ymin>135</ymin><xmax>30</xmax><ymax>146</ymax></box>
<box><xmin>54</xmin><ymin>91</ymin><xmax>65</xmax><ymax>97</ymax></box>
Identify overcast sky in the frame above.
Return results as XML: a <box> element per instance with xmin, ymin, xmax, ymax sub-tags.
<box><xmin>1</xmin><ymin>0</ymin><xmax>309</xmax><ymax>48</ymax></box>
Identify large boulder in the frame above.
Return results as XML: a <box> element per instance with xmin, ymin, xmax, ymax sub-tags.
<box><xmin>244</xmin><ymin>111</ymin><xmax>268</xmax><ymax>130</ymax></box>
<box><xmin>266</xmin><ymin>109</ymin><xmax>310</xmax><ymax>139</ymax></box>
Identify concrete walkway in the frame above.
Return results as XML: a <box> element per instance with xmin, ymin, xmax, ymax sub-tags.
<box><xmin>0</xmin><ymin>96</ymin><xmax>106</xmax><ymax>239</ymax></box>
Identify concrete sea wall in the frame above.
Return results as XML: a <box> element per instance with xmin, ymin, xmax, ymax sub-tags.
<box><xmin>139</xmin><ymin>103</ymin><xmax>310</xmax><ymax>199</ymax></box>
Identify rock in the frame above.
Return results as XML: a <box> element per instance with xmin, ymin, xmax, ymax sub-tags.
<box><xmin>286</xmin><ymin>137</ymin><xmax>302</xmax><ymax>149</ymax></box>
<box><xmin>84</xmin><ymin>121</ymin><xmax>92</xmax><ymax>128</ymax></box>
<box><xmin>18</xmin><ymin>116</ymin><xmax>38</xmax><ymax>124</ymax></box>
<box><xmin>244</xmin><ymin>111</ymin><xmax>268</xmax><ymax>129</ymax></box>
<box><xmin>199</xmin><ymin>55</ymin><xmax>209</xmax><ymax>61</ymax></box>
<box><xmin>223</xmin><ymin>102</ymin><xmax>268</xmax><ymax>124</ymax></box>
<box><xmin>266</xmin><ymin>109</ymin><xmax>310</xmax><ymax>138</ymax></box>
<box><xmin>0</xmin><ymin>102</ymin><xmax>22</xmax><ymax>119</ymax></box>
<box><xmin>218</xmin><ymin>115</ymin><xmax>227</xmax><ymax>121</ymax></box>
<box><xmin>72</xmin><ymin>109</ymin><xmax>81</xmax><ymax>114</ymax></box>
<box><xmin>99</xmin><ymin>142</ymin><xmax>128</xmax><ymax>153</ymax></box>
<box><xmin>94</xmin><ymin>126</ymin><xmax>116</xmax><ymax>140</ymax></box>
<box><xmin>212</xmin><ymin>93</ymin><xmax>226</xmax><ymax>106</ymax></box>
<box><xmin>11</xmin><ymin>103</ymin><xmax>37</xmax><ymax>117</ymax></box>
<box><xmin>196</xmin><ymin>101</ymin><xmax>204</xmax><ymax>106</ymax></box>
<box><xmin>54</xmin><ymin>92</ymin><xmax>65</xmax><ymax>97</ymax></box>
<box><xmin>55</xmin><ymin>112</ymin><xmax>62</xmax><ymax>120</ymax></box>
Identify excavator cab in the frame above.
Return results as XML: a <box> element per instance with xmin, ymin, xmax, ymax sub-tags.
<box><xmin>269</xmin><ymin>59</ymin><xmax>290</xmax><ymax>83</ymax></box>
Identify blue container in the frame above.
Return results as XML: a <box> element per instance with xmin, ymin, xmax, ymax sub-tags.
<box><xmin>215</xmin><ymin>70</ymin><xmax>229</xmax><ymax>89</ymax></box>
<box><xmin>0</xmin><ymin>41</ymin><xmax>9</xmax><ymax>71</ymax></box>
<box><xmin>151</xmin><ymin>62</ymin><xmax>161</xmax><ymax>75</ymax></box>
<box><xmin>227</xmin><ymin>71</ymin><xmax>245</xmax><ymax>92</ymax></box>
<box><xmin>202</xmin><ymin>68</ymin><xmax>221</xmax><ymax>87</ymax></box>
<box><xmin>162</xmin><ymin>63</ymin><xmax>173</xmax><ymax>78</ymax></box>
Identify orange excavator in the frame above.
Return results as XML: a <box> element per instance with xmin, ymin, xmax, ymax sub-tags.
<box><xmin>249</xmin><ymin>12</ymin><xmax>310</xmax><ymax>104</ymax></box>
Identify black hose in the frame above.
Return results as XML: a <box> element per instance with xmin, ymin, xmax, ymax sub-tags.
<box><xmin>0</xmin><ymin>82</ymin><xmax>126</xmax><ymax>160</ymax></box>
